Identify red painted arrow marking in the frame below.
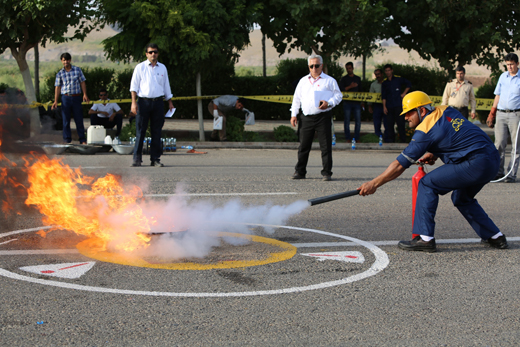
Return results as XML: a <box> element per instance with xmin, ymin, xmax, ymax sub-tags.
<box><xmin>40</xmin><ymin>262</ymin><xmax>90</xmax><ymax>274</ymax></box>
<box><xmin>307</xmin><ymin>254</ymin><xmax>357</xmax><ymax>259</ymax></box>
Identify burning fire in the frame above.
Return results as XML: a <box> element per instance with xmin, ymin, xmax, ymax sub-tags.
<box><xmin>24</xmin><ymin>156</ymin><xmax>152</xmax><ymax>251</ymax></box>
<box><xmin>0</xmin><ymin>95</ymin><xmax>154</xmax><ymax>252</ymax></box>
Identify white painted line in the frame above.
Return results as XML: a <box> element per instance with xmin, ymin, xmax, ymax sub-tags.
<box><xmin>0</xmin><ymin>226</ymin><xmax>53</xmax><ymax>238</ymax></box>
<box><xmin>301</xmin><ymin>251</ymin><xmax>364</xmax><ymax>263</ymax></box>
<box><xmin>144</xmin><ymin>192</ymin><xmax>298</xmax><ymax>197</ymax></box>
<box><xmin>0</xmin><ymin>225</ymin><xmax>389</xmax><ymax>297</ymax></box>
<box><xmin>20</xmin><ymin>262</ymin><xmax>95</xmax><ymax>279</ymax></box>
<box><xmin>0</xmin><ymin>249</ymin><xmax>80</xmax><ymax>256</ymax></box>
<box><xmin>292</xmin><ymin>237</ymin><xmax>520</xmax><ymax>248</ymax></box>
<box><xmin>0</xmin><ymin>239</ymin><xmax>17</xmax><ymax>246</ymax></box>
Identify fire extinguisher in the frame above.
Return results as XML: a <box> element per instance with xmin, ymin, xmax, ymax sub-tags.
<box><xmin>412</xmin><ymin>164</ymin><xmax>426</xmax><ymax>238</ymax></box>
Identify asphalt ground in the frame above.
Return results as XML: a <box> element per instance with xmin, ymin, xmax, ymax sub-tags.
<box><xmin>1</xmin><ymin>148</ymin><xmax>520</xmax><ymax>346</ymax></box>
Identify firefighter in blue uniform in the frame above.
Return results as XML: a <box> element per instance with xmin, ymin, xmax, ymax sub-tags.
<box><xmin>358</xmin><ymin>91</ymin><xmax>508</xmax><ymax>252</ymax></box>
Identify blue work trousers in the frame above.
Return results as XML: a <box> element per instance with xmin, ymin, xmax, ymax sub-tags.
<box><xmin>343</xmin><ymin>102</ymin><xmax>361</xmax><ymax>141</ymax></box>
<box><xmin>372</xmin><ymin>104</ymin><xmax>385</xmax><ymax>138</ymax></box>
<box><xmin>413</xmin><ymin>149</ymin><xmax>500</xmax><ymax>240</ymax></box>
<box><xmin>61</xmin><ymin>95</ymin><xmax>86</xmax><ymax>143</ymax></box>
<box><xmin>133</xmin><ymin>98</ymin><xmax>165</xmax><ymax>163</ymax></box>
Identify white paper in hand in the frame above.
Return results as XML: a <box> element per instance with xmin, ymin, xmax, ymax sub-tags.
<box><xmin>165</xmin><ymin>108</ymin><xmax>176</xmax><ymax>118</ymax></box>
<box><xmin>213</xmin><ymin>109</ymin><xmax>220</xmax><ymax>118</ymax></box>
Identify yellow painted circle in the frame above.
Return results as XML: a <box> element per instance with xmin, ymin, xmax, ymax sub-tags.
<box><xmin>76</xmin><ymin>232</ymin><xmax>296</xmax><ymax>270</ymax></box>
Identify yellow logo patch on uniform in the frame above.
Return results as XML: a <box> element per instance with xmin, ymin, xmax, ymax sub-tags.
<box><xmin>452</xmin><ymin>118</ymin><xmax>464</xmax><ymax>132</ymax></box>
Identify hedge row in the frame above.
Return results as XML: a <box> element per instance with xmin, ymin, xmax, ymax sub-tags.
<box><xmin>39</xmin><ymin>60</ymin><xmax>449</xmax><ymax>121</ymax></box>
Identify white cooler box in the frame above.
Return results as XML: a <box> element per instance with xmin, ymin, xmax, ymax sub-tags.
<box><xmin>87</xmin><ymin>125</ymin><xmax>106</xmax><ymax>144</ymax></box>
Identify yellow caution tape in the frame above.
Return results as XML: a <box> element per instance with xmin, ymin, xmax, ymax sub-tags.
<box><xmin>5</xmin><ymin>93</ymin><xmax>495</xmax><ymax>111</ymax></box>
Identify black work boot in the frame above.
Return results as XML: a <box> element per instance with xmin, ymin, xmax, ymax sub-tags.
<box><xmin>481</xmin><ymin>235</ymin><xmax>508</xmax><ymax>249</ymax></box>
<box><xmin>398</xmin><ymin>236</ymin><xmax>437</xmax><ymax>253</ymax></box>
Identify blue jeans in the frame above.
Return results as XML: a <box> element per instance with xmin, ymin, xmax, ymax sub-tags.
<box><xmin>133</xmin><ymin>98</ymin><xmax>165</xmax><ymax>163</ymax></box>
<box><xmin>343</xmin><ymin>102</ymin><xmax>361</xmax><ymax>141</ymax></box>
<box><xmin>413</xmin><ymin>149</ymin><xmax>500</xmax><ymax>239</ymax></box>
<box><xmin>372</xmin><ymin>104</ymin><xmax>385</xmax><ymax>138</ymax></box>
<box><xmin>61</xmin><ymin>95</ymin><xmax>86</xmax><ymax>143</ymax></box>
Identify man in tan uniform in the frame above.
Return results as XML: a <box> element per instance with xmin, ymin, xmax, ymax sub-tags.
<box><xmin>442</xmin><ymin>66</ymin><xmax>476</xmax><ymax>119</ymax></box>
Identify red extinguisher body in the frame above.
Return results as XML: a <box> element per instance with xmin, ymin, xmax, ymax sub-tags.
<box><xmin>412</xmin><ymin>165</ymin><xmax>426</xmax><ymax>238</ymax></box>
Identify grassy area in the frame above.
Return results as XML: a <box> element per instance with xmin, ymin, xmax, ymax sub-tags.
<box><xmin>0</xmin><ymin>59</ymin><xmax>133</xmax><ymax>94</ymax></box>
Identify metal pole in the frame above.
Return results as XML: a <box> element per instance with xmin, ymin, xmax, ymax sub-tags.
<box><xmin>196</xmin><ymin>71</ymin><xmax>205</xmax><ymax>141</ymax></box>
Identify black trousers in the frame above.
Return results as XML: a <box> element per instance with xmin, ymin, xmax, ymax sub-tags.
<box><xmin>385</xmin><ymin>106</ymin><xmax>407</xmax><ymax>143</ymax></box>
<box><xmin>90</xmin><ymin>114</ymin><xmax>123</xmax><ymax>136</ymax></box>
<box><xmin>133</xmin><ymin>98</ymin><xmax>165</xmax><ymax>163</ymax></box>
<box><xmin>295</xmin><ymin>111</ymin><xmax>332</xmax><ymax>176</ymax></box>
<box><xmin>452</xmin><ymin>106</ymin><xmax>469</xmax><ymax>119</ymax></box>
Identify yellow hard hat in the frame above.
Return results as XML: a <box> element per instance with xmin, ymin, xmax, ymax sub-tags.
<box><xmin>400</xmin><ymin>91</ymin><xmax>432</xmax><ymax>115</ymax></box>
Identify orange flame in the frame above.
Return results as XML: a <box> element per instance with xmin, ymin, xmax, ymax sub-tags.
<box><xmin>24</xmin><ymin>156</ymin><xmax>152</xmax><ymax>252</ymax></box>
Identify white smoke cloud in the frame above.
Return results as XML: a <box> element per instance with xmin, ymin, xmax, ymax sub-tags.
<box><xmin>131</xmin><ymin>184</ymin><xmax>310</xmax><ymax>260</ymax></box>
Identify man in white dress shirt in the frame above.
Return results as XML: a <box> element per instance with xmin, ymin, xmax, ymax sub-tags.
<box><xmin>290</xmin><ymin>54</ymin><xmax>343</xmax><ymax>181</ymax></box>
<box><xmin>130</xmin><ymin>43</ymin><xmax>174</xmax><ymax>167</ymax></box>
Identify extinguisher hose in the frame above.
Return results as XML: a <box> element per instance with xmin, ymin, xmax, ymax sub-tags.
<box><xmin>490</xmin><ymin>119</ymin><xmax>520</xmax><ymax>183</ymax></box>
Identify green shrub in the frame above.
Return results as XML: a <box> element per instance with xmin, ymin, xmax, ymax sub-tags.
<box><xmin>475</xmin><ymin>78</ymin><xmax>497</xmax><ymax>123</ymax></box>
<box><xmin>225</xmin><ymin>115</ymin><xmax>244</xmax><ymax>142</ymax></box>
<box><xmin>119</xmin><ymin>121</ymin><xmax>150</xmax><ymax>142</ymax></box>
<box><xmin>273</xmin><ymin>125</ymin><xmax>298</xmax><ymax>142</ymax></box>
<box><xmin>360</xmin><ymin>133</ymin><xmax>380</xmax><ymax>143</ymax></box>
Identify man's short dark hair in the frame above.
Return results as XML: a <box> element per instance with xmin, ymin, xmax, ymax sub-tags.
<box><xmin>237</xmin><ymin>98</ymin><xmax>246</xmax><ymax>107</ymax></box>
<box><xmin>505</xmin><ymin>53</ymin><xmax>519</xmax><ymax>63</ymax></box>
<box><xmin>345</xmin><ymin>62</ymin><xmax>354</xmax><ymax>69</ymax></box>
<box><xmin>99</xmin><ymin>88</ymin><xmax>107</xmax><ymax>94</ymax></box>
<box><xmin>145</xmin><ymin>43</ymin><xmax>159</xmax><ymax>52</ymax></box>
<box><xmin>60</xmin><ymin>52</ymin><xmax>72</xmax><ymax>61</ymax></box>
<box><xmin>455</xmin><ymin>66</ymin><xmax>465</xmax><ymax>73</ymax></box>
<box><xmin>374</xmin><ymin>68</ymin><xmax>382</xmax><ymax>75</ymax></box>
<box><xmin>383</xmin><ymin>64</ymin><xmax>393</xmax><ymax>70</ymax></box>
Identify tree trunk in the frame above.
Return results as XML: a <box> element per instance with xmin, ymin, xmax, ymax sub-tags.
<box><xmin>10</xmin><ymin>47</ymin><xmax>40</xmax><ymax>137</ymax></box>
<box><xmin>362</xmin><ymin>54</ymin><xmax>366</xmax><ymax>80</ymax></box>
<box><xmin>262</xmin><ymin>33</ymin><xmax>266</xmax><ymax>77</ymax></box>
<box><xmin>34</xmin><ymin>44</ymin><xmax>39</xmax><ymax>100</ymax></box>
<box><xmin>196</xmin><ymin>71</ymin><xmax>204</xmax><ymax>141</ymax></box>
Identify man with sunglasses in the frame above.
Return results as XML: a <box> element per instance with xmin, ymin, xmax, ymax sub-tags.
<box><xmin>88</xmin><ymin>88</ymin><xmax>124</xmax><ymax>137</ymax></box>
<box><xmin>290</xmin><ymin>54</ymin><xmax>343</xmax><ymax>181</ymax></box>
<box><xmin>130</xmin><ymin>43</ymin><xmax>174</xmax><ymax>167</ymax></box>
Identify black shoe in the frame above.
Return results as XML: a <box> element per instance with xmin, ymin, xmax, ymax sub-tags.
<box><xmin>398</xmin><ymin>236</ymin><xmax>437</xmax><ymax>253</ymax></box>
<box><xmin>131</xmin><ymin>162</ymin><xmax>141</xmax><ymax>167</ymax></box>
<box><xmin>151</xmin><ymin>160</ymin><xmax>164</xmax><ymax>167</ymax></box>
<box><xmin>481</xmin><ymin>235</ymin><xmax>508</xmax><ymax>249</ymax></box>
<box><xmin>494</xmin><ymin>175</ymin><xmax>504</xmax><ymax>181</ymax></box>
<box><xmin>291</xmin><ymin>172</ymin><xmax>305</xmax><ymax>179</ymax></box>
<box><xmin>505</xmin><ymin>177</ymin><xmax>516</xmax><ymax>183</ymax></box>
<box><xmin>322</xmin><ymin>175</ymin><xmax>332</xmax><ymax>181</ymax></box>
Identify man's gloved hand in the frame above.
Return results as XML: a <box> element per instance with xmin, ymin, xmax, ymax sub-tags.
<box><xmin>487</xmin><ymin>107</ymin><xmax>497</xmax><ymax>128</ymax></box>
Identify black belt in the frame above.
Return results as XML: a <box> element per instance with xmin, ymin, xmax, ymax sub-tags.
<box><xmin>453</xmin><ymin>106</ymin><xmax>468</xmax><ymax>110</ymax></box>
<box><xmin>498</xmin><ymin>108</ymin><xmax>520</xmax><ymax>113</ymax></box>
<box><xmin>139</xmin><ymin>96</ymin><xmax>164</xmax><ymax>101</ymax></box>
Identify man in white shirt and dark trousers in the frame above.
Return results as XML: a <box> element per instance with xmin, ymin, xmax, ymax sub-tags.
<box><xmin>88</xmin><ymin>88</ymin><xmax>124</xmax><ymax>137</ymax></box>
<box><xmin>130</xmin><ymin>43</ymin><xmax>174</xmax><ymax>167</ymax></box>
<box><xmin>290</xmin><ymin>54</ymin><xmax>343</xmax><ymax>181</ymax></box>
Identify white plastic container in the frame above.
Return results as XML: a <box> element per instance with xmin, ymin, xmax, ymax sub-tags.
<box><xmin>87</xmin><ymin>126</ymin><xmax>106</xmax><ymax>144</ymax></box>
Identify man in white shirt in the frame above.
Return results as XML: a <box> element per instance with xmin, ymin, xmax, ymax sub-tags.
<box><xmin>88</xmin><ymin>88</ymin><xmax>124</xmax><ymax>137</ymax></box>
<box><xmin>130</xmin><ymin>43</ymin><xmax>174</xmax><ymax>167</ymax></box>
<box><xmin>290</xmin><ymin>54</ymin><xmax>343</xmax><ymax>181</ymax></box>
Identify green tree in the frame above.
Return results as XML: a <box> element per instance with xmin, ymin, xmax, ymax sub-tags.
<box><xmin>101</xmin><ymin>0</ymin><xmax>260</xmax><ymax>75</ymax></box>
<box><xmin>0</xmin><ymin>0</ymin><xmax>100</xmax><ymax>135</ymax></box>
<box><xmin>384</xmin><ymin>0</ymin><xmax>520</xmax><ymax>73</ymax></box>
<box><xmin>257</xmin><ymin>0</ymin><xmax>387</xmax><ymax>72</ymax></box>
